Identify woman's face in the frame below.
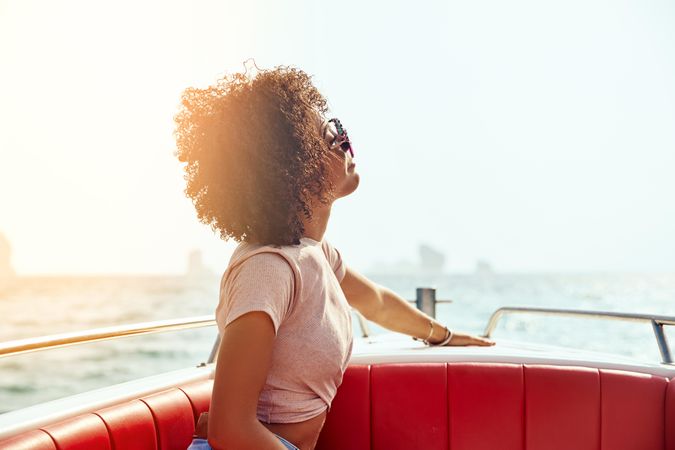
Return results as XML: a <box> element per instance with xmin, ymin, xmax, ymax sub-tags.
<box><xmin>315</xmin><ymin>112</ymin><xmax>360</xmax><ymax>200</ymax></box>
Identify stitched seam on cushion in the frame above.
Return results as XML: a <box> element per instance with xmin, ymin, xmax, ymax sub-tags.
<box><xmin>139</xmin><ymin>398</ymin><xmax>162</xmax><ymax>450</ymax></box>
<box><xmin>664</xmin><ymin>378</ymin><xmax>670</xmax><ymax>450</ymax></box>
<box><xmin>370</xmin><ymin>364</ymin><xmax>374</xmax><ymax>450</ymax></box>
<box><xmin>92</xmin><ymin>411</ymin><xmax>116</xmax><ymax>450</ymax></box>
<box><xmin>598</xmin><ymin>369</ymin><xmax>602</xmax><ymax>450</ymax></box>
<box><xmin>522</xmin><ymin>364</ymin><xmax>526</xmax><ymax>450</ymax></box>
<box><xmin>177</xmin><ymin>387</ymin><xmax>199</xmax><ymax>427</ymax></box>
<box><xmin>445</xmin><ymin>363</ymin><xmax>449</xmax><ymax>450</ymax></box>
<box><xmin>36</xmin><ymin>429</ymin><xmax>59</xmax><ymax>450</ymax></box>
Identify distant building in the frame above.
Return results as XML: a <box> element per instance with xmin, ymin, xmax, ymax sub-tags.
<box><xmin>368</xmin><ymin>244</ymin><xmax>447</xmax><ymax>275</ymax></box>
<box><xmin>418</xmin><ymin>244</ymin><xmax>445</xmax><ymax>273</ymax></box>
<box><xmin>0</xmin><ymin>232</ymin><xmax>15</xmax><ymax>287</ymax></box>
<box><xmin>475</xmin><ymin>259</ymin><xmax>495</xmax><ymax>276</ymax></box>
<box><xmin>185</xmin><ymin>249</ymin><xmax>216</xmax><ymax>281</ymax></box>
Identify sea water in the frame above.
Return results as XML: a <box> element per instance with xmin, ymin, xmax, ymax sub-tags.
<box><xmin>1</xmin><ymin>272</ymin><xmax>674</xmax><ymax>413</ymax></box>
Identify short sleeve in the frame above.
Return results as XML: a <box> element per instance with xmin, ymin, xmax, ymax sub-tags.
<box><xmin>321</xmin><ymin>239</ymin><xmax>346</xmax><ymax>283</ymax></box>
<box><xmin>217</xmin><ymin>252</ymin><xmax>295</xmax><ymax>336</ymax></box>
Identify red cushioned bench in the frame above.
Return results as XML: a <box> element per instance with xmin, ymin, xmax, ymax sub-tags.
<box><xmin>2</xmin><ymin>363</ymin><xmax>674</xmax><ymax>450</ymax></box>
<box><xmin>320</xmin><ymin>363</ymin><xmax>675</xmax><ymax>450</ymax></box>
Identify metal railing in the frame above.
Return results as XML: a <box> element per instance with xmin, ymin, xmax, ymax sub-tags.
<box><xmin>8</xmin><ymin>289</ymin><xmax>671</xmax><ymax>366</ymax></box>
<box><xmin>356</xmin><ymin>287</ymin><xmax>453</xmax><ymax>338</ymax></box>
<box><xmin>0</xmin><ymin>287</ymin><xmax>448</xmax><ymax>363</ymax></box>
<box><xmin>0</xmin><ymin>316</ymin><xmax>217</xmax><ymax>359</ymax></box>
<box><xmin>0</xmin><ymin>313</ymin><xmax>371</xmax><ymax>364</ymax></box>
<box><xmin>412</xmin><ymin>287</ymin><xmax>453</xmax><ymax>321</ymax></box>
<box><xmin>482</xmin><ymin>306</ymin><xmax>675</xmax><ymax>364</ymax></box>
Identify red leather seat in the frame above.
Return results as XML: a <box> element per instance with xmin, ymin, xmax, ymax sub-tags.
<box><xmin>96</xmin><ymin>399</ymin><xmax>157</xmax><ymax>450</ymax></box>
<box><xmin>139</xmin><ymin>388</ymin><xmax>195</xmax><ymax>450</ymax></box>
<box><xmin>448</xmin><ymin>362</ymin><xmax>524</xmax><ymax>450</ymax></box>
<box><xmin>600</xmin><ymin>368</ymin><xmax>666</xmax><ymax>450</ymax></box>
<box><xmin>179</xmin><ymin>379</ymin><xmax>213</xmax><ymax>426</ymax></box>
<box><xmin>1</xmin><ymin>363</ymin><xmax>674</xmax><ymax>450</ymax></box>
<box><xmin>371</xmin><ymin>363</ymin><xmax>448</xmax><ymax>450</ymax></box>
<box><xmin>526</xmin><ymin>365</ymin><xmax>601</xmax><ymax>450</ymax></box>
<box><xmin>667</xmin><ymin>380</ymin><xmax>675</xmax><ymax>450</ymax></box>
<box><xmin>316</xmin><ymin>364</ymin><xmax>370</xmax><ymax>449</ymax></box>
<box><xmin>0</xmin><ymin>429</ymin><xmax>56</xmax><ymax>450</ymax></box>
<box><xmin>0</xmin><ymin>386</ymin><xmax>204</xmax><ymax>450</ymax></box>
<box><xmin>41</xmin><ymin>413</ymin><xmax>112</xmax><ymax>450</ymax></box>
<box><xmin>320</xmin><ymin>363</ymin><xmax>673</xmax><ymax>450</ymax></box>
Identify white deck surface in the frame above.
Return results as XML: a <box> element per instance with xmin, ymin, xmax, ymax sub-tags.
<box><xmin>351</xmin><ymin>331</ymin><xmax>675</xmax><ymax>378</ymax></box>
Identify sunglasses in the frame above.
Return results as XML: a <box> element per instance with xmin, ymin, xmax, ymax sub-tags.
<box><xmin>326</xmin><ymin>118</ymin><xmax>354</xmax><ymax>158</ymax></box>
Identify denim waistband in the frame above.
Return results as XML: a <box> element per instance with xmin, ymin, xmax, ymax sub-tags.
<box><xmin>186</xmin><ymin>434</ymin><xmax>299</xmax><ymax>450</ymax></box>
<box><xmin>274</xmin><ymin>432</ymin><xmax>300</xmax><ymax>450</ymax></box>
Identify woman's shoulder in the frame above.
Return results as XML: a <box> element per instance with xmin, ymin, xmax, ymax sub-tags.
<box><xmin>230</xmin><ymin>240</ymin><xmax>302</xmax><ymax>265</ymax></box>
<box><xmin>221</xmin><ymin>241</ymin><xmax>302</xmax><ymax>286</ymax></box>
<box><xmin>319</xmin><ymin>239</ymin><xmax>346</xmax><ymax>282</ymax></box>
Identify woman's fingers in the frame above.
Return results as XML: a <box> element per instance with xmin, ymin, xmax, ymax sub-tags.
<box><xmin>446</xmin><ymin>331</ymin><xmax>496</xmax><ymax>347</ymax></box>
<box><xmin>472</xmin><ymin>336</ymin><xmax>496</xmax><ymax>346</ymax></box>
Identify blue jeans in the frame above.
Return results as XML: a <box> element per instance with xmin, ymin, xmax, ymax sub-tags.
<box><xmin>186</xmin><ymin>433</ymin><xmax>300</xmax><ymax>450</ymax></box>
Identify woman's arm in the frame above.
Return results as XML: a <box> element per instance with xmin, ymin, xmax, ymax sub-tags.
<box><xmin>340</xmin><ymin>266</ymin><xmax>495</xmax><ymax>346</ymax></box>
<box><xmin>207</xmin><ymin>311</ymin><xmax>290</xmax><ymax>450</ymax></box>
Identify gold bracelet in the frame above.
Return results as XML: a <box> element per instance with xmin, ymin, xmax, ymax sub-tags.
<box><xmin>428</xmin><ymin>326</ymin><xmax>452</xmax><ymax>346</ymax></box>
<box><xmin>412</xmin><ymin>319</ymin><xmax>434</xmax><ymax>343</ymax></box>
<box><xmin>412</xmin><ymin>321</ymin><xmax>453</xmax><ymax>346</ymax></box>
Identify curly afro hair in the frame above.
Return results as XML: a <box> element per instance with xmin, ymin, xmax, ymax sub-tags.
<box><xmin>173</xmin><ymin>66</ymin><xmax>335</xmax><ymax>246</ymax></box>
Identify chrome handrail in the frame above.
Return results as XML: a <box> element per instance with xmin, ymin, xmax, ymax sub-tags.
<box><xmin>0</xmin><ymin>286</ymin><xmax>446</xmax><ymax>360</ymax></box>
<box><xmin>482</xmin><ymin>306</ymin><xmax>675</xmax><ymax>364</ymax></box>
<box><xmin>0</xmin><ymin>309</ymin><xmax>375</xmax><ymax>361</ymax></box>
<box><xmin>0</xmin><ymin>285</ymin><xmax>448</xmax><ymax>362</ymax></box>
<box><xmin>354</xmin><ymin>288</ymin><xmax>452</xmax><ymax>339</ymax></box>
<box><xmin>0</xmin><ymin>316</ymin><xmax>217</xmax><ymax>359</ymax></box>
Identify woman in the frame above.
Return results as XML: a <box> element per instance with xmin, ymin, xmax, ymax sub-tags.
<box><xmin>174</xmin><ymin>65</ymin><xmax>495</xmax><ymax>450</ymax></box>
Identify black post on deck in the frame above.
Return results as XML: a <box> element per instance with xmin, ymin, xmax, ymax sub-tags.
<box><xmin>415</xmin><ymin>287</ymin><xmax>437</xmax><ymax>319</ymax></box>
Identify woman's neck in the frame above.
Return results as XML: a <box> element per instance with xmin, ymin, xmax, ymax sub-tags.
<box><xmin>302</xmin><ymin>202</ymin><xmax>332</xmax><ymax>242</ymax></box>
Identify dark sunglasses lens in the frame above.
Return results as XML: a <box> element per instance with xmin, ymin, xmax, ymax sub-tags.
<box><xmin>330</xmin><ymin>118</ymin><xmax>343</xmax><ymax>134</ymax></box>
<box><xmin>328</xmin><ymin>118</ymin><xmax>353</xmax><ymax>156</ymax></box>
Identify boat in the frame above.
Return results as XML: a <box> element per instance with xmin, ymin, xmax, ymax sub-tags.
<box><xmin>1</xmin><ymin>288</ymin><xmax>674</xmax><ymax>449</ymax></box>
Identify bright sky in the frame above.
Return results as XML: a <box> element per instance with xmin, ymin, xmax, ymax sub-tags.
<box><xmin>1</xmin><ymin>0</ymin><xmax>674</xmax><ymax>275</ymax></box>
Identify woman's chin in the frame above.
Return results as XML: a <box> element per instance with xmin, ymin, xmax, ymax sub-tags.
<box><xmin>333</xmin><ymin>170</ymin><xmax>360</xmax><ymax>199</ymax></box>
<box><xmin>343</xmin><ymin>172</ymin><xmax>360</xmax><ymax>196</ymax></box>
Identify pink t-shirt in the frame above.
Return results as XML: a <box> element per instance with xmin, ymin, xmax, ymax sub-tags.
<box><xmin>215</xmin><ymin>236</ymin><xmax>354</xmax><ymax>423</ymax></box>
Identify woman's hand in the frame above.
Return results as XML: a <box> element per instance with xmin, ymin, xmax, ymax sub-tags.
<box><xmin>445</xmin><ymin>331</ymin><xmax>495</xmax><ymax>347</ymax></box>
